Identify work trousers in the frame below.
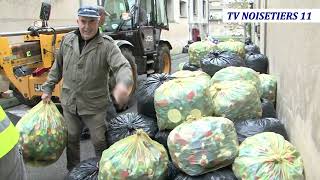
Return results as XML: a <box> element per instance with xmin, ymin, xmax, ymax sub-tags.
<box><xmin>0</xmin><ymin>144</ymin><xmax>27</xmax><ymax>180</ymax></box>
<box><xmin>63</xmin><ymin>107</ymin><xmax>107</xmax><ymax>171</ymax></box>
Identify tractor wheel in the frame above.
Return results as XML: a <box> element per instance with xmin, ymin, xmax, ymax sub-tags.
<box><xmin>109</xmin><ymin>47</ymin><xmax>138</xmax><ymax>112</ymax></box>
<box><xmin>155</xmin><ymin>44</ymin><xmax>172</xmax><ymax>74</ymax></box>
<box><xmin>10</xmin><ymin>84</ymin><xmax>41</xmax><ymax>107</ymax></box>
<box><xmin>121</xmin><ymin>47</ymin><xmax>138</xmax><ymax>95</ymax></box>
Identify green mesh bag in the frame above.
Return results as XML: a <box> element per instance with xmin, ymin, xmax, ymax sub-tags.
<box><xmin>154</xmin><ymin>71</ymin><xmax>213</xmax><ymax>130</ymax></box>
<box><xmin>98</xmin><ymin>130</ymin><xmax>169</xmax><ymax>180</ymax></box>
<box><xmin>168</xmin><ymin>117</ymin><xmax>239</xmax><ymax>176</ymax></box>
<box><xmin>233</xmin><ymin>132</ymin><xmax>304</xmax><ymax>180</ymax></box>
<box><xmin>188</xmin><ymin>41</ymin><xmax>216</xmax><ymax>67</ymax></box>
<box><xmin>211</xmin><ymin>66</ymin><xmax>262</xmax><ymax>96</ymax></box>
<box><xmin>217</xmin><ymin>39</ymin><xmax>245</xmax><ymax>58</ymax></box>
<box><xmin>259</xmin><ymin>74</ymin><xmax>277</xmax><ymax>103</ymax></box>
<box><xmin>16</xmin><ymin>101</ymin><xmax>67</xmax><ymax>166</ymax></box>
<box><xmin>209</xmin><ymin>80</ymin><xmax>262</xmax><ymax>122</ymax></box>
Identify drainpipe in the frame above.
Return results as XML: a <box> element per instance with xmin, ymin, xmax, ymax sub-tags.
<box><xmin>207</xmin><ymin>0</ymin><xmax>209</xmax><ymax>37</ymax></box>
<box><xmin>248</xmin><ymin>0</ymin><xmax>254</xmax><ymax>40</ymax></box>
<box><xmin>264</xmin><ymin>0</ymin><xmax>267</xmax><ymax>55</ymax></box>
<box><xmin>188</xmin><ymin>0</ymin><xmax>191</xmax><ymax>40</ymax></box>
<box><xmin>244</xmin><ymin>23</ymin><xmax>247</xmax><ymax>41</ymax></box>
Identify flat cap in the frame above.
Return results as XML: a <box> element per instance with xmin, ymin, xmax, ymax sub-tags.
<box><xmin>78</xmin><ymin>6</ymin><xmax>100</xmax><ymax>18</ymax></box>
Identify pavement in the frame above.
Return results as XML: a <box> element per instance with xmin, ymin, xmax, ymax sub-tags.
<box><xmin>3</xmin><ymin>53</ymin><xmax>188</xmax><ymax>180</ymax></box>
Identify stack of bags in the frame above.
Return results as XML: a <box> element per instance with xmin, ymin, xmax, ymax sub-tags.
<box><xmin>155</xmin><ymin>71</ymin><xmax>213</xmax><ymax>130</ymax></box>
<box><xmin>244</xmin><ymin>38</ymin><xmax>269</xmax><ymax>74</ymax></box>
<box><xmin>184</xmin><ymin>38</ymin><xmax>269</xmax><ymax>76</ymax></box>
<box><xmin>61</xmin><ymin>39</ymin><xmax>304</xmax><ymax>180</ymax></box>
<box><xmin>184</xmin><ymin>41</ymin><xmax>216</xmax><ymax>71</ymax></box>
<box><xmin>182</xmin><ymin>39</ymin><xmax>246</xmax><ymax>74</ymax></box>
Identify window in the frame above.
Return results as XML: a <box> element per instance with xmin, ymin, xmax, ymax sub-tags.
<box><xmin>180</xmin><ymin>1</ymin><xmax>187</xmax><ymax>17</ymax></box>
<box><xmin>212</xmin><ymin>1</ymin><xmax>221</xmax><ymax>7</ymax></box>
<box><xmin>167</xmin><ymin>0</ymin><xmax>174</xmax><ymax>22</ymax></box>
<box><xmin>140</xmin><ymin>0</ymin><xmax>153</xmax><ymax>25</ymax></box>
<box><xmin>155</xmin><ymin>0</ymin><xmax>168</xmax><ymax>28</ymax></box>
<box><xmin>104</xmin><ymin>0</ymin><xmax>129</xmax><ymax>31</ymax></box>
<box><xmin>127</xmin><ymin>0</ymin><xmax>135</xmax><ymax>7</ymax></box>
<box><xmin>193</xmin><ymin>0</ymin><xmax>198</xmax><ymax>15</ymax></box>
<box><xmin>209</xmin><ymin>11</ymin><xmax>223</xmax><ymax>21</ymax></box>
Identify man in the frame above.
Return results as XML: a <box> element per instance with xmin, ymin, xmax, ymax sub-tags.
<box><xmin>80</xmin><ymin>6</ymin><xmax>116</xmax><ymax>141</ymax></box>
<box><xmin>0</xmin><ymin>106</ymin><xmax>27</xmax><ymax>180</ymax></box>
<box><xmin>97</xmin><ymin>6</ymin><xmax>110</xmax><ymax>32</ymax></box>
<box><xmin>41</xmin><ymin>6</ymin><xmax>133</xmax><ymax>171</ymax></box>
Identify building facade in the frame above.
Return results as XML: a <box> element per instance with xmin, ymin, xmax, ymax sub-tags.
<box><xmin>0</xmin><ymin>0</ymin><xmax>96</xmax><ymax>33</ymax></box>
<box><xmin>208</xmin><ymin>0</ymin><xmax>224</xmax><ymax>36</ymax></box>
<box><xmin>208</xmin><ymin>0</ymin><xmax>244</xmax><ymax>38</ymax></box>
<box><xmin>0</xmin><ymin>0</ymin><xmax>209</xmax><ymax>54</ymax></box>
<box><xmin>252</xmin><ymin>0</ymin><xmax>320</xmax><ymax>179</ymax></box>
<box><xmin>188</xmin><ymin>0</ymin><xmax>210</xmax><ymax>41</ymax></box>
<box><xmin>0</xmin><ymin>0</ymin><xmax>96</xmax><ymax>93</ymax></box>
<box><xmin>162</xmin><ymin>0</ymin><xmax>209</xmax><ymax>54</ymax></box>
<box><xmin>161</xmin><ymin>0</ymin><xmax>190</xmax><ymax>54</ymax></box>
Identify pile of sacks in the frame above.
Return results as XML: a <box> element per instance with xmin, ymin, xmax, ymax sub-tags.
<box><xmin>59</xmin><ymin>39</ymin><xmax>304</xmax><ymax>179</ymax></box>
<box><xmin>182</xmin><ymin>38</ymin><xmax>269</xmax><ymax>76</ymax></box>
<box><xmin>63</xmin><ymin>69</ymin><xmax>304</xmax><ymax>180</ymax></box>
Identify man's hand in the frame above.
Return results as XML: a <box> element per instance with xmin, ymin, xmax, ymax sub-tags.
<box><xmin>41</xmin><ymin>92</ymin><xmax>52</xmax><ymax>104</ymax></box>
<box><xmin>112</xmin><ymin>82</ymin><xmax>130</xmax><ymax>108</ymax></box>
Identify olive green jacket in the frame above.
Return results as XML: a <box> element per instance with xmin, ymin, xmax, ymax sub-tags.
<box><xmin>42</xmin><ymin>31</ymin><xmax>133</xmax><ymax>115</ymax></box>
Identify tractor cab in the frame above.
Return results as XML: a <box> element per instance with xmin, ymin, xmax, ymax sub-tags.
<box><xmin>102</xmin><ymin>0</ymin><xmax>172</xmax><ymax>74</ymax></box>
<box><xmin>103</xmin><ymin>0</ymin><xmax>169</xmax><ymax>32</ymax></box>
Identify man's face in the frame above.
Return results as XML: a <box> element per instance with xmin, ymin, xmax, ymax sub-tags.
<box><xmin>77</xmin><ymin>16</ymin><xmax>100</xmax><ymax>40</ymax></box>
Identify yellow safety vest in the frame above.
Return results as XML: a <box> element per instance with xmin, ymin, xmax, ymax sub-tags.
<box><xmin>0</xmin><ymin>106</ymin><xmax>19</xmax><ymax>158</ymax></box>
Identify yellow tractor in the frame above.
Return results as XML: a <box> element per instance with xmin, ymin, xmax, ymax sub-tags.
<box><xmin>0</xmin><ymin>1</ymin><xmax>172</xmax><ymax>109</ymax></box>
<box><xmin>0</xmin><ymin>27</ymin><xmax>67</xmax><ymax>106</ymax></box>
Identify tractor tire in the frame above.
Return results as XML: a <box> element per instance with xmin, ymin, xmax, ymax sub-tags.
<box><xmin>155</xmin><ymin>44</ymin><xmax>172</xmax><ymax>74</ymax></box>
<box><xmin>10</xmin><ymin>84</ymin><xmax>41</xmax><ymax>107</ymax></box>
<box><xmin>121</xmin><ymin>47</ymin><xmax>138</xmax><ymax>95</ymax></box>
<box><xmin>109</xmin><ymin>47</ymin><xmax>138</xmax><ymax>112</ymax></box>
